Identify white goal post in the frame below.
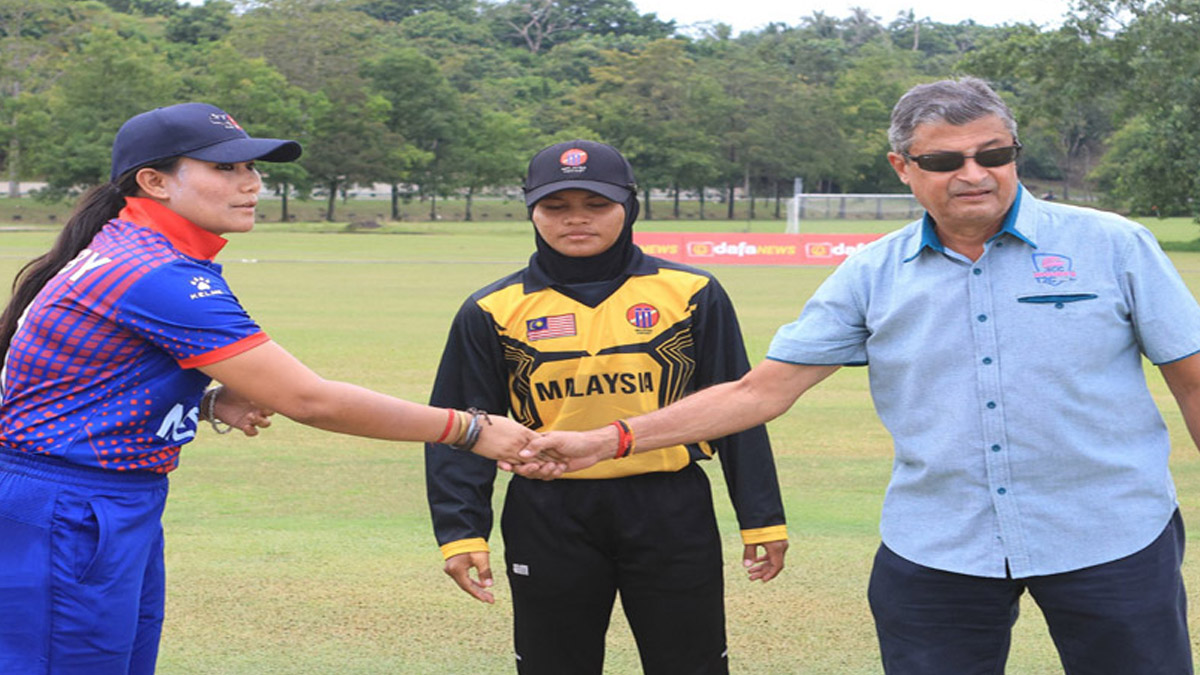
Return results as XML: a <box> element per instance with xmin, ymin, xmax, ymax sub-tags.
<box><xmin>786</xmin><ymin>192</ymin><xmax>924</xmax><ymax>233</ymax></box>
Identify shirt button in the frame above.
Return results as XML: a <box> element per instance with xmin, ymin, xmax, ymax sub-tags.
<box><xmin>987</xmin><ymin>401</ymin><xmax>997</xmax><ymax>409</ymax></box>
<box><xmin>1055</xmin><ymin>302</ymin><xmax>1064</xmax><ymax>309</ymax></box>
<box><xmin>991</xmin><ymin>444</ymin><xmax>1001</xmax><ymax>452</ymax></box>
<box><xmin>982</xmin><ymin>357</ymin><xmax>993</xmax><ymax>365</ymax></box>
<box><xmin>977</xmin><ymin>314</ymin><xmax>988</xmax><ymax>322</ymax></box>
<box><xmin>997</xmin><ymin>487</ymin><xmax>1007</xmax><ymax>495</ymax></box>
<box><xmin>973</xmin><ymin>268</ymin><xmax>983</xmax><ymax>276</ymax></box>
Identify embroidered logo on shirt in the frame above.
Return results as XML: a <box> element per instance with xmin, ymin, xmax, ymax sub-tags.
<box><xmin>527</xmin><ymin>314</ymin><xmax>577</xmax><ymax>341</ymax></box>
<box><xmin>626</xmin><ymin>303</ymin><xmax>659</xmax><ymax>329</ymax></box>
<box><xmin>1032</xmin><ymin>253</ymin><xmax>1077</xmax><ymax>286</ymax></box>
<box><xmin>188</xmin><ymin>276</ymin><xmax>226</xmax><ymax>300</ymax></box>
<box><xmin>512</xmin><ymin>563</ymin><xmax>529</xmax><ymax>576</ymax></box>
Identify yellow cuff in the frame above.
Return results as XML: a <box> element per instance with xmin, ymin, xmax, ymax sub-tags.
<box><xmin>740</xmin><ymin>525</ymin><xmax>788</xmax><ymax>545</ymax></box>
<box><xmin>439</xmin><ymin>537</ymin><xmax>490</xmax><ymax>560</ymax></box>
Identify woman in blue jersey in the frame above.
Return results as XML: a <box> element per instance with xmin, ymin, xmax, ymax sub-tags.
<box><xmin>0</xmin><ymin>103</ymin><xmax>536</xmax><ymax>674</ymax></box>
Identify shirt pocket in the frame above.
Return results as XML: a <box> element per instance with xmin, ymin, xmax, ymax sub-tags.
<box><xmin>1016</xmin><ymin>293</ymin><xmax>1099</xmax><ymax>307</ymax></box>
<box><xmin>1013</xmin><ymin>293</ymin><xmax>1113</xmax><ymax>342</ymax></box>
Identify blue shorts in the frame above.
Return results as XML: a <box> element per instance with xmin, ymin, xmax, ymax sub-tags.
<box><xmin>0</xmin><ymin>450</ymin><xmax>169</xmax><ymax>675</ymax></box>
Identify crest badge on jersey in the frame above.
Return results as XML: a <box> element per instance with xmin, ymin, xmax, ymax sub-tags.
<box><xmin>626</xmin><ymin>303</ymin><xmax>659</xmax><ymax>329</ymax></box>
<box><xmin>527</xmin><ymin>314</ymin><xmax>577</xmax><ymax>341</ymax></box>
<box><xmin>1031</xmin><ymin>253</ymin><xmax>1077</xmax><ymax>286</ymax></box>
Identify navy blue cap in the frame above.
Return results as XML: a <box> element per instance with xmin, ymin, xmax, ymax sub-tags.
<box><xmin>110</xmin><ymin>102</ymin><xmax>302</xmax><ymax>182</ymax></box>
<box><xmin>523</xmin><ymin>140</ymin><xmax>637</xmax><ymax>206</ymax></box>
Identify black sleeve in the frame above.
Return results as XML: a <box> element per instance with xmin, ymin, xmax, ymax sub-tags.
<box><xmin>691</xmin><ymin>276</ymin><xmax>788</xmax><ymax>534</ymax></box>
<box><xmin>424</xmin><ymin>297</ymin><xmax>511</xmax><ymax>549</ymax></box>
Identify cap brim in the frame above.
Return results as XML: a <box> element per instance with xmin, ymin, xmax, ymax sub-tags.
<box><xmin>186</xmin><ymin>137</ymin><xmax>302</xmax><ymax>164</ymax></box>
<box><xmin>525</xmin><ymin>180</ymin><xmax>631</xmax><ymax>206</ymax></box>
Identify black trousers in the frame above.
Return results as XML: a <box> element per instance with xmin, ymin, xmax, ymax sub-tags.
<box><xmin>868</xmin><ymin>510</ymin><xmax>1192</xmax><ymax>675</ymax></box>
<box><xmin>501</xmin><ymin>463</ymin><xmax>728</xmax><ymax>675</ymax></box>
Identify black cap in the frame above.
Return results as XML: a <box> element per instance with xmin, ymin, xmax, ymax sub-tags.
<box><xmin>111</xmin><ymin>102</ymin><xmax>302</xmax><ymax>182</ymax></box>
<box><xmin>523</xmin><ymin>140</ymin><xmax>637</xmax><ymax>206</ymax></box>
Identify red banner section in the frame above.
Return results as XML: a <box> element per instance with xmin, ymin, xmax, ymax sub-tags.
<box><xmin>632</xmin><ymin>232</ymin><xmax>885</xmax><ymax>266</ymax></box>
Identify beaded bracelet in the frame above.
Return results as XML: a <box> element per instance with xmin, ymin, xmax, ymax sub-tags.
<box><xmin>202</xmin><ymin>386</ymin><xmax>234</xmax><ymax>435</ymax></box>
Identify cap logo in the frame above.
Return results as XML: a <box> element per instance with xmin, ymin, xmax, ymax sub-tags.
<box><xmin>560</xmin><ymin>149</ymin><xmax>588</xmax><ymax>166</ymax></box>
<box><xmin>209</xmin><ymin>112</ymin><xmax>243</xmax><ymax>131</ymax></box>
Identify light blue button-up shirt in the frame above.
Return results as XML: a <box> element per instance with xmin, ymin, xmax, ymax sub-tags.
<box><xmin>768</xmin><ymin>186</ymin><xmax>1200</xmax><ymax>578</ymax></box>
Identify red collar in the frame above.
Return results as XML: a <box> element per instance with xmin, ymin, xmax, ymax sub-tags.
<box><xmin>117</xmin><ymin>197</ymin><xmax>228</xmax><ymax>261</ymax></box>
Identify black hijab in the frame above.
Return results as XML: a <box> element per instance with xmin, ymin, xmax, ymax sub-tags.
<box><xmin>522</xmin><ymin>139</ymin><xmax>640</xmax><ymax>287</ymax></box>
<box><xmin>530</xmin><ymin>192</ymin><xmax>641</xmax><ymax>284</ymax></box>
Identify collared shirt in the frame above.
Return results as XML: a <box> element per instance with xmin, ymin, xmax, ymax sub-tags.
<box><xmin>0</xmin><ymin>198</ymin><xmax>266</xmax><ymax>473</ymax></box>
<box><xmin>767</xmin><ymin>185</ymin><xmax>1200</xmax><ymax>578</ymax></box>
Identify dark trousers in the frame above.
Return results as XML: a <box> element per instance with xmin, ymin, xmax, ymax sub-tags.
<box><xmin>501</xmin><ymin>464</ymin><xmax>728</xmax><ymax>675</ymax></box>
<box><xmin>868</xmin><ymin>510</ymin><xmax>1192</xmax><ymax>675</ymax></box>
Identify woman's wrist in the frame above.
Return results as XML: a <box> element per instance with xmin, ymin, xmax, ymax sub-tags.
<box><xmin>443</xmin><ymin>408</ymin><xmax>489</xmax><ymax>451</ymax></box>
<box><xmin>202</xmin><ymin>385</ymin><xmax>233</xmax><ymax>434</ymax></box>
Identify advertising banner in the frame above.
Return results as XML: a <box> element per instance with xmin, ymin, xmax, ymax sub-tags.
<box><xmin>633</xmin><ymin>232</ymin><xmax>884</xmax><ymax>266</ymax></box>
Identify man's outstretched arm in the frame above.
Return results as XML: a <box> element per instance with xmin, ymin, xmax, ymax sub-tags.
<box><xmin>522</xmin><ymin>360</ymin><xmax>841</xmax><ymax>472</ymax></box>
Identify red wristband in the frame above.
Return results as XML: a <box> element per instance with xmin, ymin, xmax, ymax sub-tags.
<box><xmin>611</xmin><ymin>419</ymin><xmax>633</xmax><ymax>459</ymax></box>
<box><xmin>435</xmin><ymin>408</ymin><xmax>456</xmax><ymax>443</ymax></box>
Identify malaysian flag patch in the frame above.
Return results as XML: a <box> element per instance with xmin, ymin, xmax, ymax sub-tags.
<box><xmin>527</xmin><ymin>314</ymin><xmax>577</xmax><ymax>341</ymax></box>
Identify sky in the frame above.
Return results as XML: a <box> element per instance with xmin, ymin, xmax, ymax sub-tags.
<box><xmin>633</xmin><ymin>0</ymin><xmax>1076</xmax><ymax>35</ymax></box>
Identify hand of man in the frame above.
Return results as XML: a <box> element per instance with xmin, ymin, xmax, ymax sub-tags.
<box><xmin>497</xmin><ymin>457</ymin><xmax>568</xmax><ymax>480</ymax></box>
<box><xmin>743</xmin><ymin>539</ymin><xmax>788</xmax><ymax>582</ymax></box>
<box><xmin>444</xmin><ymin>551</ymin><xmax>495</xmax><ymax>604</ymax></box>
<box><xmin>521</xmin><ymin>428</ymin><xmax>616</xmax><ymax>473</ymax></box>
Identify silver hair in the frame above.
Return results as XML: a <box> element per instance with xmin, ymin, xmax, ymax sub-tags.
<box><xmin>888</xmin><ymin>77</ymin><xmax>1018</xmax><ymax>154</ymax></box>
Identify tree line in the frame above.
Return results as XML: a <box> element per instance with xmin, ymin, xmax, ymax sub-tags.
<box><xmin>2</xmin><ymin>0</ymin><xmax>1198</xmax><ymax>221</ymax></box>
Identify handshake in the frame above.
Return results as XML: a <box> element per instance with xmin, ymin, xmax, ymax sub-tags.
<box><xmin>463</xmin><ymin>414</ymin><xmax>627</xmax><ymax>479</ymax></box>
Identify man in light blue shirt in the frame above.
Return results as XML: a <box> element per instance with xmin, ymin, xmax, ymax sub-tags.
<box><xmin>528</xmin><ymin>77</ymin><xmax>1200</xmax><ymax>673</ymax></box>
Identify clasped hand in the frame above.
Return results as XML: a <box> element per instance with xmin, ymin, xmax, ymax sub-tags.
<box><xmin>471</xmin><ymin>421</ymin><xmax>614</xmax><ymax>480</ymax></box>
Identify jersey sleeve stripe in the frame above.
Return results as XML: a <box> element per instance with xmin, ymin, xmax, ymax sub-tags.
<box><xmin>177</xmin><ymin>331</ymin><xmax>270</xmax><ymax>369</ymax></box>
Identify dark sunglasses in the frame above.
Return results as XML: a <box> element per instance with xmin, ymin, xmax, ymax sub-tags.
<box><xmin>902</xmin><ymin>143</ymin><xmax>1022</xmax><ymax>172</ymax></box>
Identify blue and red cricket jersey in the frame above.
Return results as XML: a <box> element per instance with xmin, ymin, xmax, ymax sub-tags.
<box><xmin>0</xmin><ymin>197</ymin><xmax>267</xmax><ymax>473</ymax></box>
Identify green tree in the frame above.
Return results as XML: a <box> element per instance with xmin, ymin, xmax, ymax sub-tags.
<box><xmin>960</xmin><ymin>23</ymin><xmax>1118</xmax><ymax>200</ymax></box>
<box><xmin>0</xmin><ymin>0</ymin><xmax>79</xmax><ymax>196</ymax></box>
<box><xmin>1073</xmin><ymin>0</ymin><xmax>1200</xmax><ymax>216</ymax></box>
<box><xmin>232</xmin><ymin>0</ymin><xmax>395</xmax><ymax>220</ymax></box>
<box><xmin>447</xmin><ymin>107</ymin><xmax>532</xmax><ymax>220</ymax></box>
<box><xmin>353</xmin><ymin>0</ymin><xmax>477</xmax><ymax>23</ymax></box>
<box><xmin>485</xmin><ymin>0</ymin><xmax>672</xmax><ymax>53</ymax></box>
<box><xmin>363</xmin><ymin>46</ymin><xmax>464</xmax><ymax>219</ymax></box>
<box><xmin>165</xmin><ymin>0</ymin><xmax>233</xmax><ymax>44</ymax></box>
<box><xmin>582</xmin><ymin>39</ymin><xmax>720</xmax><ymax>219</ymax></box>
<box><xmin>832</xmin><ymin>41</ymin><xmax>922</xmax><ymax>192</ymax></box>
<box><xmin>33</xmin><ymin>25</ymin><xmax>182</xmax><ymax>192</ymax></box>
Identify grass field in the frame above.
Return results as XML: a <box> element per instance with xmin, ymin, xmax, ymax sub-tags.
<box><xmin>3</xmin><ymin>213</ymin><xmax>1200</xmax><ymax>673</ymax></box>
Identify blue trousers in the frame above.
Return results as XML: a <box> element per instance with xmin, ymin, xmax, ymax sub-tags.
<box><xmin>0</xmin><ymin>451</ymin><xmax>169</xmax><ymax>675</ymax></box>
<box><xmin>868</xmin><ymin>510</ymin><xmax>1192</xmax><ymax>675</ymax></box>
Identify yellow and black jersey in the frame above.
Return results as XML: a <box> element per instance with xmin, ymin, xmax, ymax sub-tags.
<box><xmin>425</xmin><ymin>249</ymin><xmax>787</xmax><ymax>559</ymax></box>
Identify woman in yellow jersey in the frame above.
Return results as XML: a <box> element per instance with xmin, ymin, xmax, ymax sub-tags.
<box><xmin>425</xmin><ymin>140</ymin><xmax>788</xmax><ymax>674</ymax></box>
